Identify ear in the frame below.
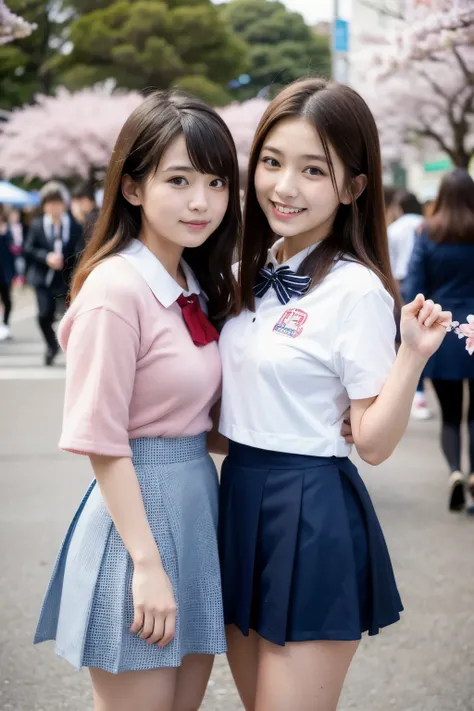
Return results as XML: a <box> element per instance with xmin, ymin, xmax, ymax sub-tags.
<box><xmin>122</xmin><ymin>174</ymin><xmax>142</xmax><ymax>206</ymax></box>
<box><xmin>341</xmin><ymin>174</ymin><xmax>368</xmax><ymax>205</ymax></box>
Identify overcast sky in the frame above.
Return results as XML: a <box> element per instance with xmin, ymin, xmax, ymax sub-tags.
<box><xmin>213</xmin><ymin>0</ymin><xmax>352</xmax><ymax>23</ymax></box>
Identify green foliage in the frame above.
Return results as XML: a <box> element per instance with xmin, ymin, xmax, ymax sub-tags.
<box><xmin>56</xmin><ymin>0</ymin><xmax>248</xmax><ymax>96</ymax></box>
<box><xmin>221</xmin><ymin>0</ymin><xmax>330</xmax><ymax>99</ymax></box>
<box><xmin>174</xmin><ymin>74</ymin><xmax>231</xmax><ymax>106</ymax></box>
<box><xmin>0</xmin><ymin>0</ymin><xmax>70</xmax><ymax>110</ymax></box>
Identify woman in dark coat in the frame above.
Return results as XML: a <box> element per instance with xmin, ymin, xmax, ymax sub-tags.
<box><xmin>403</xmin><ymin>170</ymin><xmax>474</xmax><ymax>512</ymax></box>
<box><xmin>0</xmin><ymin>204</ymin><xmax>16</xmax><ymax>341</ymax></box>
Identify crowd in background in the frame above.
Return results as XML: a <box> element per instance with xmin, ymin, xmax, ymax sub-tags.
<box><xmin>385</xmin><ymin>170</ymin><xmax>474</xmax><ymax>513</ymax></box>
<box><xmin>0</xmin><ymin>180</ymin><xmax>97</xmax><ymax>361</ymax></box>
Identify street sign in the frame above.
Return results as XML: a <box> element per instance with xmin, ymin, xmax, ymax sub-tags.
<box><xmin>333</xmin><ymin>18</ymin><xmax>349</xmax><ymax>53</ymax></box>
<box><xmin>424</xmin><ymin>157</ymin><xmax>452</xmax><ymax>172</ymax></box>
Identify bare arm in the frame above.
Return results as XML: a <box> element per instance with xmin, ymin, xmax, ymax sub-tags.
<box><xmin>90</xmin><ymin>455</ymin><xmax>162</xmax><ymax>566</ymax></box>
<box><xmin>89</xmin><ymin>455</ymin><xmax>176</xmax><ymax>647</ymax></box>
<box><xmin>350</xmin><ymin>295</ymin><xmax>451</xmax><ymax>465</ymax></box>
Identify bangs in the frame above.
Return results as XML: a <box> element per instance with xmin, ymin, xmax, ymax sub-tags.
<box><xmin>181</xmin><ymin>112</ymin><xmax>235</xmax><ymax>180</ymax></box>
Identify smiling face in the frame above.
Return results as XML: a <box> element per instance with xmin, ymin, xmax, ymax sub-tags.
<box><xmin>254</xmin><ymin>117</ymin><xmax>354</xmax><ymax>252</ymax></box>
<box><xmin>122</xmin><ymin>133</ymin><xmax>230</xmax><ymax>252</ymax></box>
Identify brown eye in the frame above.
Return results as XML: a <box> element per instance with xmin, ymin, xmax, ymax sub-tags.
<box><xmin>169</xmin><ymin>177</ymin><xmax>188</xmax><ymax>186</ymax></box>
<box><xmin>262</xmin><ymin>157</ymin><xmax>279</xmax><ymax>168</ymax></box>
<box><xmin>305</xmin><ymin>167</ymin><xmax>324</xmax><ymax>177</ymax></box>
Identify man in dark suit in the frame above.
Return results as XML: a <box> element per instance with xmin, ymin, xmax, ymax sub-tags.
<box><xmin>24</xmin><ymin>182</ymin><xmax>83</xmax><ymax>366</ymax></box>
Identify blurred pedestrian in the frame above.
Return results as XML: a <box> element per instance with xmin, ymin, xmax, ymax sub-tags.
<box><xmin>383</xmin><ymin>185</ymin><xmax>398</xmax><ymax>227</ymax></box>
<box><xmin>70</xmin><ymin>182</ymin><xmax>97</xmax><ymax>226</ymax></box>
<box><xmin>387</xmin><ymin>190</ymin><xmax>432</xmax><ymax>420</ymax></box>
<box><xmin>403</xmin><ymin>169</ymin><xmax>474</xmax><ymax>512</ymax></box>
<box><xmin>23</xmin><ymin>182</ymin><xmax>83</xmax><ymax>366</ymax></box>
<box><xmin>71</xmin><ymin>182</ymin><xmax>100</xmax><ymax>248</ymax></box>
<box><xmin>0</xmin><ymin>204</ymin><xmax>15</xmax><ymax>341</ymax></box>
<box><xmin>7</xmin><ymin>207</ymin><xmax>26</xmax><ymax>286</ymax></box>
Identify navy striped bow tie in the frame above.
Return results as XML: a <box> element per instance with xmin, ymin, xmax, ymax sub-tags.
<box><xmin>253</xmin><ymin>263</ymin><xmax>312</xmax><ymax>305</ymax></box>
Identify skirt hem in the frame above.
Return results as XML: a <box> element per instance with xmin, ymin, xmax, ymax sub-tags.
<box><xmin>225</xmin><ymin>617</ymin><xmax>402</xmax><ymax>647</ymax></box>
<box><xmin>52</xmin><ymin>644</ymin><xmax>227</xmax><ymax>673</ymax></box>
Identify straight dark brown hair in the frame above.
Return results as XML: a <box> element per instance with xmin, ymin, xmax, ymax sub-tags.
<box><xmin>239</xmin><ymin>77</ymin><xmax>397</xmax><ymax>311</ymax></box>
<box><xmin>426</xmin><ymin>169</ymin><xmax>474</xmax><ymax>245</ymax></box>
<box><xmin>71</xmin><ymin>90</ymin><xmax>242</xmax><ymax>322</ymax></box>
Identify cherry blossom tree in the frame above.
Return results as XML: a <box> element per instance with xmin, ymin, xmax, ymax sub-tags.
<box><xmin>217</xmin><ymin>98</ymin><xmax>268</xmax><ymax>175</ymax></box>
<box><xmin>0</xmin><ymin>88</ymin><xmax>268</xmax><ymax>183</ymax></box>
<box><xmin>0</xmin><ymin>87</ymin><xmax>143</xmax><ymax>182</ymax></box>
<box><xmin>355</xmin><ymin>1</ymin><xmax>474</xmax><ymax>168</ymax></box>
<box><xmin>360</xmin><ymin>0</ymin><xmax>474</xmax><ymax>71</ymax></box>
<box><xmin>360</xmin><ymin>46</ymin><xmax>474</xmax><ymax>168</ymax></box>
<box><xmin>0</xmin><ymin>0</ymin><xmax>36</xmax><ymax>45</ymax></box>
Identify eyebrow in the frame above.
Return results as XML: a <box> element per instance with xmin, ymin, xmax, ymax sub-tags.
<box><xmin>162</xmin><ymin>165</ymin><xmax>195</xmax><ymax>172</ymax></box>
<box><xmin>263</xmin><ymin>145</ymin><xmax>328</xmax><ymax>163</ymax></box>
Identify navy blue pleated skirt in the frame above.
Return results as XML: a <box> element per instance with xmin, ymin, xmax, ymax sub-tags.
<box><xmin>218</xmin><ymin>442</ymin><xmax>403</xmax><ymax>646</ymax></box>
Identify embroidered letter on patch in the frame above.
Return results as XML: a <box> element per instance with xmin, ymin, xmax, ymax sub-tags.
<box><xmin>273</xmin><ymin>308</ymin><xmax>308</xmax><ymax>338</ymax></box>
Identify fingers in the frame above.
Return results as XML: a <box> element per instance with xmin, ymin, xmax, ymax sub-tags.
<box><xmin>131</xmin><ymin>606</ymin><xmax>176</xmax><ymax>647</ymax></box>
<box><xmin>130</xmin><ymin>607</ymin><xmax>144</xmax><ymax>636</ymax></box>
<box><xmin>422</xmin><ymin>301</ymin><xmax>441</xmax><ymax>328</ymax></box>
<box><xmin>341</xmin><ymin>421</ymin><xmax>353</xmax><ymax>439</ymax></box>
<box><xmin>139</xmin><ymin>611</ymin><xmax>155</xmax><ymax>642</ymax></box>
<box><xmin>402</xmin><ymin>293</ymin><xmax>425</xmax><ymax>316</ymax></box>
<box><xmin>147</xmin><ymin>614</ymin><xmax>165</xmax><ymax>646</ymax></box>
<box><xmin>158</xmin><ymin>609</ymin><xmax>177</xmax><ymax>648</ymax></box>
<box><xmin>417</xmin><ymin>300</ymin><xmax>453</xmax><ymax>329</ymax></box>
<box><xmin>438</xmin><ymin>310</ymin><xmax>453</xmax><ymax>329</ymax></box>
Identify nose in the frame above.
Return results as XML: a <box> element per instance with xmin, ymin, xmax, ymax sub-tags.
<box><xmin>275</xmin><ymin>169</ymin><xmax>299</xmax><ymax>201</ymax></box>
<box><xmin>188</xmin><ymin>185</ymin><xmax>209</xmax><ymax>213</ymax></box>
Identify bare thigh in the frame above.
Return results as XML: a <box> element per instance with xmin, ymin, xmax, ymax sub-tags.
<box><xmin>226</xmin><ymin>625</ymin><xmax>260</xmax><ymax>711</ymax></box>
<box><xmin>173</xmin><ymin>654</ymin><xmax>215</xmax><ymax>711</ymax></box>
<box><xmin>255</xmin><ymin>638</ymin><xmax>359</xmax><ymax>711</ymax></box>
<box><xmin>90</xmin><ymin>666</ymin><xmax>178</xmax><ymax>711</ymax></box>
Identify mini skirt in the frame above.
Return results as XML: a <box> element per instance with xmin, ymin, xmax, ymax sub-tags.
<box><xmin>34</xmin><ymin>435</ymin><xmax>226</xmax><ymax>673</ymax></box>
<box><xmin>218</xmin><ymin>441</ymin><xmax>403</xmax><ymax>646</ymax></box>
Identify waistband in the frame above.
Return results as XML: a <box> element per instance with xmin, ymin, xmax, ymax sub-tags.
<box><xmin>130</xmin><ymin>434</ymin><xmax>207</xmax><ymax>464</ymax></box>
<box><xmin>228</xmin><ymin>440</ymin><xmax>347</xmax><ymax>471</ymax></box>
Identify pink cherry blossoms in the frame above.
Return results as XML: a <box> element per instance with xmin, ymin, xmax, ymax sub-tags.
<box><xmin>0</xmin><ymin>87</ymin><xmax>143</xmax><ymax>181</ymax></box>
<box><xmin>448</xmin><ymin>316</ymin><xmax>474</xmax><ymax>355</ymax></box>
<box><xmin>365</xmin><ymin>0</ymin><xmax>474</xmax><ymax>75</ymax></box>
<box><xmin>0</xmin><ymin>0</ymin><xmax>36</xmax><ymax>45</ymax></box>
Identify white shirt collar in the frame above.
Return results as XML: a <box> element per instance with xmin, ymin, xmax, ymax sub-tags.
<box><xmin>43</xmin><ymin>213</ymin><xmax>71</xmax><ymax>243</ymax></box>
<box><xmin>119</xmin><ymin>239</ymin><xmax>201</xmax><ymax>309</ymax></box>
<box><xmin>267</xmin><ymin>238</ymin><xmax>320</xmax><ymax>271</ymax></box>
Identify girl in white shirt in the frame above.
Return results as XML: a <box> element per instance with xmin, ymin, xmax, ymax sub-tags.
<box><xmin>217</xmin><ymin>78</ymin><xmax>451</xmax><ymax>711</ymax></box>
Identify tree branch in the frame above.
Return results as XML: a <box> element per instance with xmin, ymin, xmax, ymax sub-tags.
<box><xmin>358</xmin><ymin>0</ymin><xmax>403</xmax><ymax>19</ymax></box>
<box><xmin>418</xmin><ymin>123</ymin><xmax>452</xmax><ymax>158</ymax></box>
<box><xmin>452</xmin><ymin>46</ymin><xmax>473</xmax><ymax>84</ymax></box>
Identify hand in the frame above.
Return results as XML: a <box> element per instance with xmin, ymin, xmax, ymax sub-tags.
<box><xmin>340</xmin><ymin>408</ymin><xmax>354</xmax><ymax>444</ymax></box>
<box><xmin>130</xmin><ymin>559</ymin><xmax>177</xmax><ymax>647</ymax></box>
<box><xmin>46</xmin><ymin>252</ymin><xmax>63</xmax><ymax>270</ymax></box>
<box><xmin>400</xmin><ymin>294</ymin><xmax>452</xmax><ymax>360</ymax></box>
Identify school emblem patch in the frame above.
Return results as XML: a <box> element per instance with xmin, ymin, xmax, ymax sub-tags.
<box><xmin>273</xmin><ymin>308</ymin><xmax>308</xmax><ymax>338</ymax></box>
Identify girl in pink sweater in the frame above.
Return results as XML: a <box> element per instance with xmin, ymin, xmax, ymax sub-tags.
<box><xmin>34</xmin><ymin>91</ymin><xmax>241</xmax><ymax>711</ymax></box>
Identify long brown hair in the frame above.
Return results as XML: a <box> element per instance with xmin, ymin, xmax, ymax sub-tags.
<box><xmin>426</xmin><ymin>169</ymin><xmax>474</xmax><ymax>245</ymax></box>
<box><xmin>239</xmin><ymin>77</ymin><xmax>396</xmax><ymax>311</ymax></box>
<box><xmin>71</xmin><ymin>90</ymin><xmax>242</xmax><ymax>321</ymax></box>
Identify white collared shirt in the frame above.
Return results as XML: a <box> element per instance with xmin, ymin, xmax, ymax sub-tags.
<box><xmin>43</xmin><ymin>213</ymin><xmax>71</xmax><ymax>247</ymax></box>
<box><xmin>219</xmin><ymin>239</ymin><xmax>396</xmax><ymax>457</ymax></box>
<box><xmin>119</xmin><ymin>238</ymin><xmax>206</xmax><ymax>310</ymax></box>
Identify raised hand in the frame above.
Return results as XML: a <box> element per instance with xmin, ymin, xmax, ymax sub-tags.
<box><xmin>400</xmin><ymin>294</ymin><xmax>452</xmax><ymax>360</ymax></box>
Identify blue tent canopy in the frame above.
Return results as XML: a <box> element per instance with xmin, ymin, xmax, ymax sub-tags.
<box><xmin>0</xmin><ymin>181</ymin><xmax>40</xmax><ymax>207</ymax></box>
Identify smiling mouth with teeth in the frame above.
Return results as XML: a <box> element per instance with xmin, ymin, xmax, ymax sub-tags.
<box><xmin>271</xmin><ymin>201</ymin><xmax>305</xmax><ymax>215</ymax></box>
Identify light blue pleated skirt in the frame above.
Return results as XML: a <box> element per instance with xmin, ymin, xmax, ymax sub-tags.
<box><xmin>34</xmin><ymin>435</ymin><xmax>226</xmax><ymax>673</ymax></box>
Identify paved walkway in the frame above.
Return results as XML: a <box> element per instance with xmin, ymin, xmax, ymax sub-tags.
<box><xmin>0</xmin><ymin>293</ymin><xmax>473</xmax><ymax>710</ymax></box>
